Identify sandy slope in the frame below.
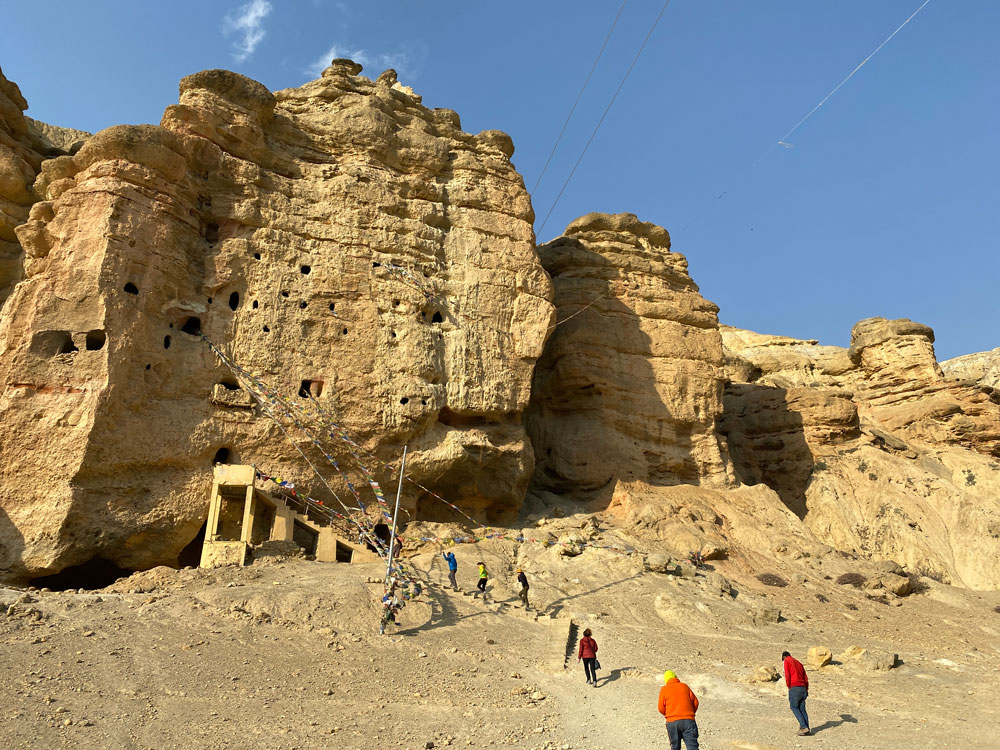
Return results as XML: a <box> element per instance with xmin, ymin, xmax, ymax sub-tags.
<box><xmin>2</xmin><ymin>539</ymin><xmax>998</xmax><ymax>750</ymax></box>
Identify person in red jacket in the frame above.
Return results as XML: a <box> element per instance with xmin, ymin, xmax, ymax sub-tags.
<box><xmin>782</xmin><ymin>650</ymin><xmax>810</xmax><ymax>736</ymax></box>
<box><xmin>577</xmin><ymin>628</ymin><xmax>598</xmax><ymax>686</ymax></box>
<box><xmin>657</xmin><ymin>670</ymin><xmax>699</xmax><ymax>750</ymax></box>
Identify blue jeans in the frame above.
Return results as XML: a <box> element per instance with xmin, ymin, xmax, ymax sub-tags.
<box><xmin>788</xmin><ymin>686</ymin><xmax>809</xmax><ymax>729</ymax></box>
<box><xmin>666</xmin><ymin>719</ymin><xmax>699</xmax><ymax>750</ymax></box>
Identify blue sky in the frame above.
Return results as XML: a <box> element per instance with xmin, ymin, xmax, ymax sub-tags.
<box><xmin>4</xmin><ymin>1</ymin><xmax>996</xmax><ymax>359</ymax></box>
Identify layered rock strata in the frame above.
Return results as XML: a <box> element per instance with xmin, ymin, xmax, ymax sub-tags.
<box><xmin>0</xmin><ymin>67</ymin><xmax>48</xmax><ymax>305</ymax></box>
<box><xmin>723</xmin><ymin>318</ymin><xmax>1000</xmax><ymax>588</ymax></box>
<box><xmin>525</xmin><ymin>213</ymin><xmax>733</xmax><ymax>501</ymax></box>
<box><xmin>0</xmin><ymin>61</ymin><xmax>554</xmax><ymax>581</ymax></box>
<box><xmin>942</xmin><ymin>347</ymin><xmax>1000</xmax><ymax>390</ymax></box>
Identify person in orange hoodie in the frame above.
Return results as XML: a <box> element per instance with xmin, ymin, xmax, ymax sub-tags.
<box><xmin>657</xmin><ymin>670</ymin><xmax>699</xmax><ymax>750</ymax></box>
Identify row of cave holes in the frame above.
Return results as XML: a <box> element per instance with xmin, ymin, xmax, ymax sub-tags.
<box><xmin>126</xmin><ymin>264</ymin><xmax>442</xmax><ymax>350</ymax></box>
<box><xmin>57</xmin><ymin>330</ymin><xmax>107</xmax><ymax>354</ymax></box>
<box><xmin>125</xmin><ymin>263</ymin><xmax>345</xmax><ymax>339</ymax></box>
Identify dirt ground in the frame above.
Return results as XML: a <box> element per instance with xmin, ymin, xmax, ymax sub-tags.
<box><xmin>2</xmin><ymin>526</ymin><xmax>999</xmax><ymax>750</ymax></box>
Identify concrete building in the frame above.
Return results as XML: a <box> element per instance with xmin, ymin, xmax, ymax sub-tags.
<box><xmin>200</xmin><ymin>465</ymin><xmax>378</xmax><ymax>567</ymax></box>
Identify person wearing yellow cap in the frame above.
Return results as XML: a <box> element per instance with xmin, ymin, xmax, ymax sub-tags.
<box><xmin>657</xmin><ymin>670</ymin><xmax>699</xmax><ymax>750</ymax></box>
<box><xmin>516</xmin><ymin>568</ymin><xmax>530</xmax><ymax>608</ymax></box>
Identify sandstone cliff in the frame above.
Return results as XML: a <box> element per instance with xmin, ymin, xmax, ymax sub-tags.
<box><xmin>2</xmin><ymin>61</ymin><xmax>997</xmax><ymax>593</ymax></box>
<box><xmin>0</xmin><ymin>67</ymin><xmax>48</xmax><ymax>306</ymax></box>
<box><xmin>722</xmin><ymin>319</ymin><xmax>1000</xmax><ymax>588</ymax></box>
<box><xmin>0</xmin><ymin>61</ymin><xmax>553</xmax><ymax>582</ymax></box>
<box><xmin>25</xmin><ymin>117</ymin><xmax>91</xmax><ymax>155</ymax></box>
<box><xmin>525</xmin><ymin>213</ymin><xmax>733</xmax><ymax>502</ymax></box>
<box><xmin>942</xmin><ymin>346</ymin><xmax>1000</xmax><ymax>390</ymax></box>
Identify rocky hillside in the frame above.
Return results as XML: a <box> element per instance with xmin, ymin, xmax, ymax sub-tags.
<box><xmin>721</xmin><ymin>320</ymin><xmax>1000</xmax><ymax>588</ymax></box>
<box><xmin>0</xmin><ymin>61</ymin><xmax>997</xmax><ymax>592</ymax></box>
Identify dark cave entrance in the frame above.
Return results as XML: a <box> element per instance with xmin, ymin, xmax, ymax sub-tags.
<box><xmin>367</xmin><ymin>523</ymin><xmax>391</xmax><ymax>552</ymax></box>
<box><xmin>177</xmin><ymin>520</ymin><xmax>208</xmax><ymax>568</ymax></box>
<box><xmin>28</xmin><ymin>557</ymin><xmax>132</xmax><ymax>591</ymax></box>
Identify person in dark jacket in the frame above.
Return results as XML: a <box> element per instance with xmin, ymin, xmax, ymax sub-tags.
<box><xmin>442</xmin><ymin>551</ymin><xmax>458</xmax><ymax>590</ymax></box>
<box><xmin>782</xmin><ymin>650</ymin><xmax>810</xmax><ymax>735</ymax></box>
<box><xmin>516</xmin><ymin>568</ymin><xmax>529</xmax><ymax>607</ymax></box>
<box><xmin>657</xmin><ymin>670</ymin><xmax>699</xmax><ymax>750</ymax></box>
<box><xmin>577</xmin><ymin>628</ymin><xmax>599</xmax><ymax>686</ymax></box>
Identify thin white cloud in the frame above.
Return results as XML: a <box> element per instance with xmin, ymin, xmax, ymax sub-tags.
<box><xmin>223</xmin><ymin>0</ymin><xmax>273</xmax><ymax>63</ymax></box>
<box><xmin>305</xmin><ymin>43</ymin><xmax>413</xmax><ymax>80</ymax></box>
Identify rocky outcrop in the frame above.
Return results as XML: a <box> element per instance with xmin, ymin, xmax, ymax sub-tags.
<box><xmin>720</xmin><ymin>384</ymin><xmax>859</xmax><ymax>517</ymax></box>
<box><xmin>525</xmin><ymin>213</ymin><xmax>732</xmax><ymax>502</ymax></box>
<box><xmin>724</xmin><ymin>317</ymin><xmax>1000</xmax><ymax>588</ymax></box>
<box><xmin>942</xmin><ymin>347</ymin><xmax>1000</xmax><ymax>390</ymax></box>
<box><xmin>0</xmin><ymin>67</ymin><xmax>48</xmax><ymax>306</ymax></box>
<box><xmin>847</xmin><ymin>319</ymin><xmax>1000</xmax><ymax>457</ymax></box>
<box><xmin>725</xmin><ymin>318</ymin><xmax>1000</xmax><ymax>459</ymax></box>
<box><xmin>0</xmin><ymin>62</ymin><xmax>554</xmax><ymax>582</ymax></box>
<box><xmin>26</xmin><ymin>117</ymin><xmax>91</xmax><ymax>155</ymax></box>
<box><xmin>721</xmin><ymin>326</ymin><xmax>855</xmax><ymax>388</ymax></box>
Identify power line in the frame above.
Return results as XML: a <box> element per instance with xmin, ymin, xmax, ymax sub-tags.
<box><xmin>777</xmin><ymin>0</ymin><xmax>932</xmax><ymax>146</ymax></box>
<box><xmin>531</xmin><ymin>0</ymin><xmax>629</xmax><ymax>196</ymax></box>
<box><xmin>537</xmin><ymin>0</ymin><xmax>674</xmax><ymax>236</ymax></box>
<box><xmin>680</xmin><ymin>0</ymin><xmax>932</xmax><ymax>232</ymax></box>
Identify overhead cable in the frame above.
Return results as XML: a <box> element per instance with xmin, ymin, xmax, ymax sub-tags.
<box><xmin>537</xmin><ymin>0</ymin><xmax>674</xmax><ymax>236</ymax></box>
<box><xmin>680</xmin><ymin>0</ymin><xmax>932</xmax><ymax>231</ymax></box>
<box><xmin>531</xmin><ymin>0</ymin><xmax>629</xmax><ymax>196</ymax></box>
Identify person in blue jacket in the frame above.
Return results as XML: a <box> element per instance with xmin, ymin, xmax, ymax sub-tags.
<box><xmin>443</xmin><ymin>551</ymin><xmax>459</xmax><ymax>591</ymax></box>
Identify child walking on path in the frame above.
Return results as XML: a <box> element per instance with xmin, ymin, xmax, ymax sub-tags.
<box><xmin>476</xmin><ymin>561</ymin><xmax>489</xmax><ymax>601</ymax></box>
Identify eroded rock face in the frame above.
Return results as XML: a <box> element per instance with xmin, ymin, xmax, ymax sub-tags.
<box><xmin>25</xmin><ymin>117</ymin><xmax>91</xmax><ymax>155</ymax></box>
<box><xmin>724</xmin><ymin>318</ymin><xmax>1000</xmax><ymax>588</ymax></box>
<box><xmin>942</xmin><ymin>347</ymin><xmax>1000</xmax><ymax>390</ymax></box>
<box><xmin>0</xmin><ymin>63</ymin><xmax>554</xmax><ymax>581</ymax></box>
<box><xmin>0</xmin><ymin>67</ymin><xmax>49</xmax><ymax>305</ymax></box>
<box><xmin>720</xmin><ymin>384</ymin><xmax>859</xmax><ymax>517</ymax></box>
<box><xmin>525</xmin><ymin>213</ymin><xmax>732</xmax><ymax>501</ymax></box>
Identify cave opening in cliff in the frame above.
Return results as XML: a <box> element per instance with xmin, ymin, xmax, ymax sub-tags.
<box><xmin>228</xmin><ymin>292</ymin><xmax>240</xmax><ymax>311</ymax></box>
<box><xmin>367</xmin><ymin>523</ymin><xmax>392</xmax><ymax>552</ymax></box>
<box><xmin>180</xmin><ymin>317</ymin><xmax>202</xmax><ymax>336</ymax></box>
<box><xmin>163</xmin><ymin>335</ymin><xmax>171</xmax><ymax>349</ymax></box>
<box><xmin>177</xmin><ymin>521</ymin><xmax>207</xmax><ymax>568</ymax></box>
<box><xmin>58</xmin><ymin>336</ymin><xmax>78</xmax><ymax>354</ymax></box>
<box><xmin>213</xmin><ymin>447</ymin><xmax>232</xmax><ymax>464</ymax></box>
<box><xmin>431</xmin><ymin>311</ymin><xmax>443</xmax><ymax>323</ymax></box>
<box><xmin>301</xmin><ymin>265</ymin><xmax>311</xmax><ymax>275</ymax></box>
<box><xmin>299</xmin><ymin>379</ymin><xmax>323</xmax><ymax>398</ymax></box>
<box><xmin>205</xmin><ymin>223</ymin><xmax>219</xmax><ymax>244</ymax></box>
<box><xmin>85</xmin><ymin>330</ymin><xmax>106</xmax><ymax>351</ymax></box>
<box><xmin>29</xmin><ymin>557</ymin><xmax>132</xmax><ymax>591</ymax></box>
<box><xmin>218</xmin><ymin>380</ymin><xmax>240</xmax><ymax>391</ymax></box>
<box><xmin>123</xmin><ymin>282</ymin><xmax>139</xmax><ymax>295</ymax></box>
